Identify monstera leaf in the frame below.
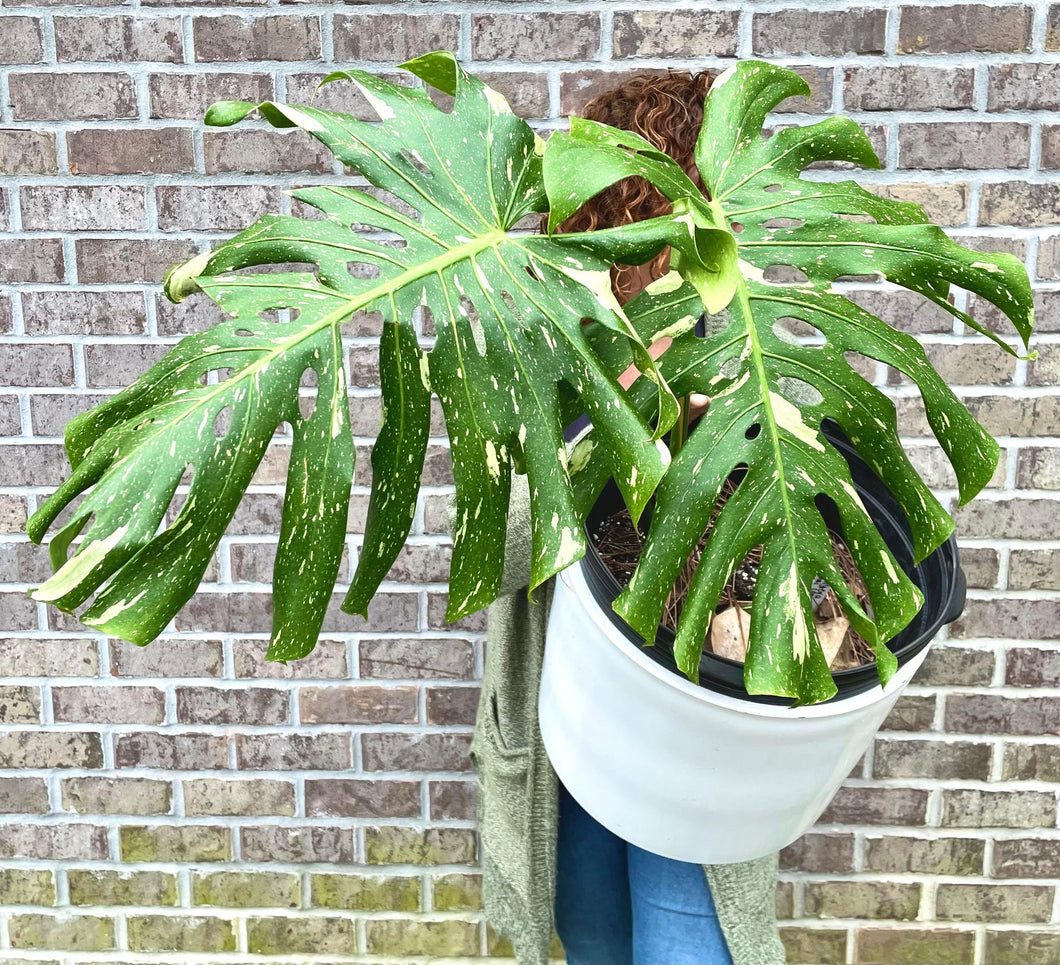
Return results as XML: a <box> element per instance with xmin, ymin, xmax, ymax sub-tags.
<box><xmin>548</xmin><ymin>61</ymin><xmax>1035</xmax><ymax>703</ymax></box>
<box><xmin>26</xmin><ymin>51</ymin><xmax>707</xmax><ymax>662</ymax></box>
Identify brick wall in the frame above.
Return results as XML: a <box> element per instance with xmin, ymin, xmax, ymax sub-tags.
<box><xmin>0</xmin><ymin>1</ymin><xmax>1057</xmax><ymax>963</ymax></box>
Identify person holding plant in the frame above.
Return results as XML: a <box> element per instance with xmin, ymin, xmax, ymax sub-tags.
<box><xmin>456</xmin><ymin>70</ymin><xmax>787</xmax><ymax>965</ymax></box>
<box><xmin>34</xmin><ymin>43</ymin><xmax>1031</xmax><ymax>965</ymax></box>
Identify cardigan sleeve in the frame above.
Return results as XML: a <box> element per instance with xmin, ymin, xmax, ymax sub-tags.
<box><xmin>444</xmin><ymin>469</ymin><xmax>533</xmax><ymax>599</ymax></box>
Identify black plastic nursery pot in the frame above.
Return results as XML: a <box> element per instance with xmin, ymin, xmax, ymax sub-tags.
<box><xmin>581</xmin><ymin>421</ymin><xmax>968</xmax><ymax>706</ymax></box>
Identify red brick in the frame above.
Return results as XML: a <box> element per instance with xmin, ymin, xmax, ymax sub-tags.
<box><xmin>299</xmin><ymin>686</ymin><xmax>418</xmax><ymax>725</ymax></box>
<box><xmin>982</xmin><ymin>181</ymin><xmax>1060</xmax><ymax>227</ymax></box>
<box><xmin>361</xmin><ymin>733</ymin><xmax>473</xmax><ymax>772</ymax></box>
<box><xmin>156</xmin><ymin>184</ymin><xmax>273</xmax><ymax>232</ymax></box>
<box><xmin>899</xmin><ymin>4</ymin><xmax>1032</xmax><ymax>53</ymax></box>
<box><xmin>110</xmin><ymin>638</ymin><xmax>223</xmax><ymax>678</ymax></box>
<box><xmin>0</xmin><ymin>130</ymin><xmax>56</xmax><ymax>174</ymax></box>
<box><xmin>845</xmin><ymin>65</ymin><xmax>975</xmax><ymax>111</ymax></box>
<box><xmin>22</xmin><ymin>291</ymin><xmax>146</xmax><ymax>337</ymax></box>
<box><xmin>430</xmin><ymin>780</ymin><xmax>476</xmax><ymax>821</ymax></box>
<box><xmin>193</xmin><ymin>15</ymin><xmax>321</xmax><ymax>62</ymax></box>
<box><xmin>67</xmin><ymin>128</ymin><xmax>194</xmax><ymax>175</ymax></box>
<box><xmin>0</xmin><ymin>825</ymin><xmax>108</xmax><ymax>860</ymax></box>
<box><xmin>988</xmin><ymin>63</ymin><xmax>1060</xmax><ymax>110</ymax></box>
<box><xmin>55</xmin><ymin>15</ymin><xmax>182</xmax><ymax>62</ymax></box>
<box><xmin>176</xmin><ymin>687</ymin><xmax>288</xmax><ymax>726</ymax></box>
<box><xmin>993</xmin><ymin>838</ymin><xmax>1060</xmax><ymax>877</ymax></box>
<box><xmin>84</xmin><ymin>342</ymin><xmax>167</xmax><ymax>388</ymax></box>
<box><xmin>76</xmin><ymin>237</ymin><xmax>198</xmax><ymax>284</ymax></box>
<box><xmin>334</xmin><ymin>13</ymin><xmax>460</xmax><ymax>62</ymax></box>
<box><xmin>780</xmin><ymin>833</ymin><xmax>855</xmax><ymax>873</ymax></box>
<box><xmin>183</xmin><ymin>779</ymin><xmax>295</xmax><ymax>817</ymax></box>
<box><xmin>241</xmin><ymin>826</ymin><xmax>353</xmax><ymax>863</ymax></box>
<box><xmin>203</xmin><ymin>129</ymin><xmax>333</xmax><ymax>175</ymax></box>
<box><xmin>9</xmin><ymin>72</ymin><xmax>137</xmax><ymax>120</ymax></box>
<box><xmin>1006</xmin><ymin>646</ymin><xmax>1060</xmax><ymax>686</ymax></box>
<box><xmin>612</xmin><ymin>10</ymin><xmax>739</xmax><ymax>58</ymax></box>
<box><xmin>114</xmin><ymin>733</ymin><xmax>228</xmax><ymax>770</ymax></box>
<box><xmin>53</xmin><ymin>686</ymin><xmax>165</xmax><ymax>725</ymax></box>
<box><xmin>855</xmin><ymin>927</ymin><xmax>975</xmax><ymax>964</ymax></box>
<box><xmin>0</xmin><ymin>17</ymin><xmax>43</xmax><ymax>64</ymax></box>
<box><xmin>819</xmin><ymin>786</ymin><xmax>929</xmax><ymax>825</ymax></box>
<box><xmin>945</xmin><ymin>694</ymin><xmax>1060</xmax><ymax>734</ymax></box>
<box><xmin>472</xmin><ymin>12</ymin><xmax>600</xmax><ymax>61</ymax></box>
<box><xmin>426</xmin><ymin>685</ymin><xmax>478</xmax><ymax>725</ymax></box>
<box><xmin>0</xmin><ymin>344</ymin><xmax>73</xmax><ymax>387</ymax></box>
<box><xmin>149</xmin><ymin>71</ymin><xmax>273</xmax><ymax>119</ymax></box>
<box><xmin>235</xmin><ymin>733</ymin><xmax>351</xmax><ymax>770</ymax></box>
<box><xmin>62</xmin><ymin>777</ymin><xmax>172</xmax><ymax>816</ymax></box>
<box><xmin>0</xmin><ymin>239</ymin><xmax>64</xmax><ymax>283</ymax></box>
<box><xmin>305</xmin><ymin>779</ymin><xmax>421</xmax><ymax>818</ymax></box>
<box><xmin>754</xmin><ymin>9</ymin><xmax>886</xmax><ymax>56</ymax></box>
<box><xmin>20</xmin><ymin>185</ymin><xmax>146</xmax><ymax>232</ymax></box>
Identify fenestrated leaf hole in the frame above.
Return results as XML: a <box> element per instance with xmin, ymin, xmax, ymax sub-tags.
<box><xmin>461</xmin><ymin>296</ymin><xmax>487</xmax><ymax>356</ymax></box>
<box><xmin>348</xmin><ymin>261</ymin><xmax>382</xmax><ymax>282</ymax></box>
<box><xmin>233</xmin><ymin>328</ymin><xmax>255</xmax><ymax>338</ymax></box>
<box><xmin>772</xmin><ymin>316</ymin><xmax>825</xmax><ymax>343</ymax></box>
<box><xmin>400</xmin><ymin>148</ymin><xmax>433</xmax><ymax>179</ymax></box>
<box><xmin>500</xmin><ymin>290</ymin><xmax>530</xmax><ymax>329</ymax></box>
<box><xmin>353</xmin><ymin>186</ymin><xmax>424</xmax><ymax>226</ymax></box>
<box><xmin>426</xmin><ymin>85</ymin><xmax>456</xmax><ymax>115</ymax></box>
<box><xmin>298</xmin><ymin>366</ymin><xmax>319</xmax><ymax>421</ymax></box>
<box><xmin>717</xmin><ymin>355</ymin><xmax>742</xmax><ymax>380</ymax></box>
<box><xmin>731</xmin><ymin>222</ymin><xmax>744</xmax><ymax>234</ymax></box>
<box><xmin>524</xmin><ymin>263</ymin><xmax>543</xmax><ymax>282</ymax></box>
<box><xmin>415</xmin><ymin>303</ymin><xmax>436</xmax><ymax>337</ymax></box>
<box><xmin>762</xmin><ymin>184</ymin><xmax>782</xmax><ymax>193</ymax></box>
<box><xmin>810</xmin><ymin>490</ymin><xmax>878</xmax><ymax>657</ymax></box>
<box><xmin>258</xmin><ymin>308</ymin><xmax>301</xmax><ymax>325</ymax></box>
<box><xmin>213</xmin><ymin>407</ymin><xmax>232</xmax><ymax>439</ymax></box>
<box><xmin>744</xmin><ymin>422</ymin><xmax>761</xmax><ymax>440</ymax></box>
<box><xmin>763</xmin><ymin>265</ymin><xmax>810</xmax><ymax>284</ymax></box>
<box><xmin>762</xmin><ymin>217</ymin><xmax>805</xmax><ymax>230</ymax></box>
<box><xmin>204</xmin><ymin>367</ymin><xmax>235</xmax><ymax>387</ymax></box>
<box><xmin>843</xmin><ymin>349</ymin><xmax>880</xmax><ymax>383</ymax></box>
<box><xmin>777</xmin><ymin>376</ymin><xmax>824</xmax><ymax>408</ymax></box>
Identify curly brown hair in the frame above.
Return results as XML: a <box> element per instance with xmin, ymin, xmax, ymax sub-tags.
<box><xmin>544</xmin><ymin>70</ymin><xmax>714</xmax><ymax>302</ymax></box>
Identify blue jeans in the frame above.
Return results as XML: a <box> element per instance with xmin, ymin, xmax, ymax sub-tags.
<box><xmin>554</xmin><ymin>779</ymin><xmax>734</xmax><ymax>965</ymax></box>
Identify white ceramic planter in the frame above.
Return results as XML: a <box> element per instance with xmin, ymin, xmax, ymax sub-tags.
<box><xmin>539</xmin><ymin>556</ymin><xmax>931</xmax><ymax>864</ymax></box>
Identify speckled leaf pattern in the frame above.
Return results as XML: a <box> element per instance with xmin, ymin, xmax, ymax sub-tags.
<box><xmin>26</xmin><ymin>51</ymin><xmax>684</xmax><ymax>657</ymax></box>
<box><xmin>566</xmin><ymin>62</ymin><xmax>1035</xmax><ymax>703</ymax></box>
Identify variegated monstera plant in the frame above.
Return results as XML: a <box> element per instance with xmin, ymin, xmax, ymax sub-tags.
<box><xmin>27</xmin><ymin>53</ymin><xmax>1034</xmax><ymax>704</ymax></box>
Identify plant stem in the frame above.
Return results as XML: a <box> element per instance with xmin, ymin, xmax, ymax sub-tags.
<box><xmin>668</xmin><ymin>394</ymin><xmax>692</xmax><ymax>459</ymax></box>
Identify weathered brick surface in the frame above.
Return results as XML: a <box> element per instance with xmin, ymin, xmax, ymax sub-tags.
<box><xmin>898</xmin><ymin>4</ymin><xmax>1033</xmax><ymax>53</ymax></box>
<box><xmin>0</xmin><ymin>2</ymin><xmax>1057</xmax><ymax>961</ymax></box>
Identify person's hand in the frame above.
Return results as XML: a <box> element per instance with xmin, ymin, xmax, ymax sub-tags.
<box><xmin>687</xmin><ymin>393</ymin><xmax>710</xmax><ymax>420</ymax></box>
<box><xmin>617</xmin><ymin>336</ymin><xmax>710</xmax><ymax>423</ymax></box>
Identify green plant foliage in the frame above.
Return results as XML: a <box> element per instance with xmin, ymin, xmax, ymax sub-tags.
<box><xmin>25</xmin><ymin>55</ymin><xmax>1034</xmax><ymax>705</ymax></box>
<box><xmin>548</xmin><ymin>61</ymin><xmax>1034</xmax><ymax>703</ymax></box>
<box><xmin>26</xmin><ymin>51</ymin><xmax>693</xmax><ymax>662</ymax></box>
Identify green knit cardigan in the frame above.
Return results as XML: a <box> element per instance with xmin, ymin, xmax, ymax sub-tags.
<box><xmin>447</xmin><ymin>467</ymin><xmax>786</xmax><ymax>965</ymax></box>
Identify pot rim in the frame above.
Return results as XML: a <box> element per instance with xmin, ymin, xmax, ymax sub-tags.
<box><xmin>556</xmin><ymin>557</ymin><xmax>931</xmax><ymax>720</ymax></box>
